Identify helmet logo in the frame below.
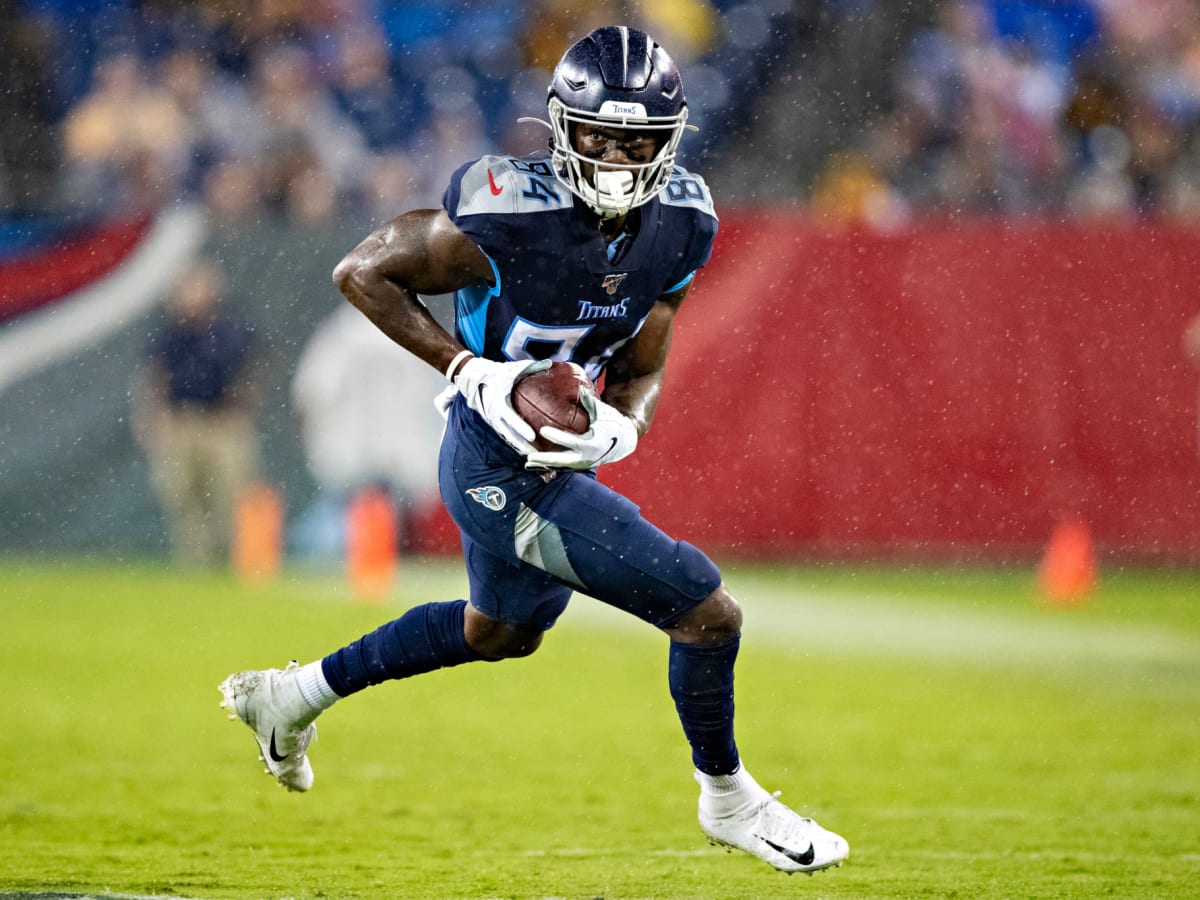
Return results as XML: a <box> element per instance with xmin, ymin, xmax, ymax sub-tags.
<box><xmin>599</xmin><ymin>100</ymin><xmax>647</xmax><ymax>119</ymax></box>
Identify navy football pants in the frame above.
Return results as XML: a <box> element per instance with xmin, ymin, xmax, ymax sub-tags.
<box><xmin>439</xmin><ymin>397</ymin><xmax>722</xmax><ymax>631</ymax></box>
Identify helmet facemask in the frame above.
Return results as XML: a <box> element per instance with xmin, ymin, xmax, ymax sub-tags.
<box><xmin>547</xmin><ymin>97</ymin><xmax>688</xmax><ymax>219</ymax></box>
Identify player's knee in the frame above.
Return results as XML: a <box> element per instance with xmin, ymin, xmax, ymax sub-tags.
<box><xmin>465</xmin><ymin>611</ymin><xmax>545</xmax><ymax>659</ymax></box>
<box><xmin>666</xmin><ymin>585</ymin><xmax>742</xmax><ymax>645</ymax></box>
<box><xmin>494</xmin><ymin>627</ymin><xmax>545</xmax><ymax>658</ymax></box>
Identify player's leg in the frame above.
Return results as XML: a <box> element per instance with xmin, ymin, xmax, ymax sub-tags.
<box><xmin>218</xmin><ymin>596</ymin><xmax>494</xmax><ymax>793</ymax></box>
<box><xmin>221</xmin><ymin>603</ymin><xmax>473</xmax><ymax>792</ymax></box>
<box><xmin>218</xmin><ymin>543</ymin><xmax>570</xmax><ymax>792</ymax></box>
<box><xmin>524</xmin><ymin>473</ymin><xmax>849</xmax><ymax>873</ymax></box>
<box><xmin>218</xmin><ymin>591</ymin><xmax>490</xmax><ymax>793</ymax></box>
<box><xmin>314</xmin><ymin>535</ymin><xmax>570</xmax><ymax>696</ymax></box>
<box><xmin>668</xmin><ymin>587</ymin><xmax>849</xmax><ymax>873</ymax></box>
<box><xmin>295</xmin><ymin>547</ymin><xmax>567</xmax><ymax>708</ymax></box>
<box><xmin>459</xmin><ymin>534</ymin><xmax>573</xmax><ymax>655</ymax></box>
<box><xmin>512</xmin><ymin>471</ymin><xmax>737</xmax><ymax>764</ymax></box>
<box><xmin>220</xmin><ymin>408</ymin><xmax>574</xmax><ymax>792</ymax></box>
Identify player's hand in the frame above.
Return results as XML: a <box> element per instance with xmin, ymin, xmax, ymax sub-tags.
<box><xmin>453</xmin><ymin>356</ymin><xmax>550</xmax><ymax>454</ymax></box>
<box><xmin>525</xmin><ymin>391</ymin><xmax>638</xmax><ymax>469</ymax></box>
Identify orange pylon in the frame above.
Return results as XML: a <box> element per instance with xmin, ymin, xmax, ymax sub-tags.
<box><xmin>233</xmin><ymin>483</ymin><xmax>283</xmax><ymax>582</ymax></box>
<box><xmin>1037</xmin><ymin>517</ymin><xmax>1097</xmax><ymax>604</ymax></box>
<box><xmin>347</xmin><ymin>488</ymin><xmax>398</xmax><ymax>601</ymax></box>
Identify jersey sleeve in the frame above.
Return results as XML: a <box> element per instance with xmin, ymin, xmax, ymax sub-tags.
<box><xmin>660</xmin><ymin>167</ymin><xmax>719</xmax><ymax>293</ymax></box>
<box><xmin>443</xmin><ymin>156</ymin><xmax>508</xmax><ymax>257</ymax></box>
<box><xmin>443</xmin><ymin>154</ymin><xmax>570</xmax><ymax>259</ymax></box>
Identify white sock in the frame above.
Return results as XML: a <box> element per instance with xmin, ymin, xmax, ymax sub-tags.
<box><xmin>295</xmin><ymin>659</ymin><xmax>340</xmax><ymax>712</ymax></box>
<box><xmin>695</xmin><ymin>765</ymin><xmax>770</xmax><ymax>817</ymax></box>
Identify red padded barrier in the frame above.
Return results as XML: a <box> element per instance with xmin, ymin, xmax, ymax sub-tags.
<box><xmin>603</xmin><ymin>214</ymin><xmax>1200</xmax><ymax>562</ymax></box>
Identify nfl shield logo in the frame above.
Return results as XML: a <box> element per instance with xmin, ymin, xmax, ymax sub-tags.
<box><xmin>601</xmin><ymin>273</ymin><xmax>627</xmax><ymax>295</ymax></box>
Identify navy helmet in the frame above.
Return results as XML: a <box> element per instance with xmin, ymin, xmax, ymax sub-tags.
<box><xmin>542</xmin><ymin>26</ymin><xmax>690</xmax><ymax>218</ymax></box>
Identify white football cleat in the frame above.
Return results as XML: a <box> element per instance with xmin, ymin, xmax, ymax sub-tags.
<box><xmin>698</xmin><ymin>778</ymin><xmax>849</xmax><ymax>874</ymax></box>
<box><xmin>219</xmin><ymin>662</ymin><xmax>318</xmax><ymax>792</ymax></box>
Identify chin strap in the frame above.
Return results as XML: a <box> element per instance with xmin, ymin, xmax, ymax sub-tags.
<box><xmin>584</xmin><ymin>170</ymin><xmax>636</xmax><ymax>219</ymax></box>
<box><xmin>518</xmin><ymin>114</ymin><xmax>644</xmax><ymax>218</ymax></box>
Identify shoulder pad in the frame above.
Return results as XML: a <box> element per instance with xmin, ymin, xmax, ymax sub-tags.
<box><xmin>661</xmin><ymin>167</ymin><xmax>718</xmax><ymax>219</ymax></box>
<box><xmin>452</xmin><ymin>155</ymin><xmax>571</xmax><ymax>218</ymax></box>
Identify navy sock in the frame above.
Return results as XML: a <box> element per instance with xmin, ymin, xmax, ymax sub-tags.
<box><xmin>321</xmin><ymin>599</ymin><xmax>483</xmax><ymax>697</ymax></box>
<box><xmin>668</xmin><ymin>635</ymin><xmax>741</xmax><ymax>775</ymax></box>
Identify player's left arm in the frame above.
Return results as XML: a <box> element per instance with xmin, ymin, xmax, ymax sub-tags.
<box><xmin>601</xmin><ymin>279</ymin><xmax>691</xmax><ymax>436</ymax></box>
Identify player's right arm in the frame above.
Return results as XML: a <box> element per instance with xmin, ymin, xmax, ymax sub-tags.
<box><xmin>333</xmin><ymin>208</ymin><xmax>543</xmax><ymax>452</ymax></box>
<box><xmin>332</xmin><ymin>208</ymin><xmax>489</xmax><ymax>377</ymax></box>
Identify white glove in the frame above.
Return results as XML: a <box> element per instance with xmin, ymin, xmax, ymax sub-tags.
<box><xmin>453</xmin><ymin>356</ymin><xmax>551</xmax><ymax>454</ymax></box>
<box><xmin>433</xmin><ymin>384</ymin><xmax>457</xmax><ymax>419</ymax></box>
<box><xmin>525</xmin><ymin>390</ymin><xmax>639</xmax><ymax>470</ymax></box>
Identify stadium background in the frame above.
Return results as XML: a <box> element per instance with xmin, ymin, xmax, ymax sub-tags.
<box><xmin>2</xmin><ymin>6</ymin><xmax>1199</xmax><ymax>899</ymax></box>
<box><xmin>1</xmin><ymin>0</ymin><xmax>1198</xmax><ymax>565</ymax></box>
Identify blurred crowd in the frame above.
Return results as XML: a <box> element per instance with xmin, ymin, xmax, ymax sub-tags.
<box><xmin>813</xmin><ymin>0</ymin><xmax>1200</xmax><ymax>226</ymax></box>
<box><xmin>0</xmin><ymin>0</ymin><xmax>799</xmax><ymax>227</ymax></box>
<box><xmin>4</xmin><ymin>1</ymin><xmax>1200</xmax><ymax>228</ymax></box>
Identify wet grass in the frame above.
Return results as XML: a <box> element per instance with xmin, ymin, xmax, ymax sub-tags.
<box><xmin>1</xmin><ymin>558</ymin><xmax>1197</xmax><ymax>899</ymax></box>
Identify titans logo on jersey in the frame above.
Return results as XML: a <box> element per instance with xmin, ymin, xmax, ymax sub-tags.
<box><xmin>442</xmin><ymin>151</ymin><xmax>718</xmax><ymax>382</ymax></box>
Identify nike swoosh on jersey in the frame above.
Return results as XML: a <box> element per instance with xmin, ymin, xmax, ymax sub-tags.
<box><xmin>760</xmin><ymin>836</ymin><xmax>815</xmax><ymax>866</ymax></box>
<box><xmin>268</xmin><ymin>727</ymin><xmax>288</xmax><ymax>762</ymax></box>
<box><xmin>487</xmin><ymin>169</ymin><xmax>503</xmax><ymax>195</ymax></box>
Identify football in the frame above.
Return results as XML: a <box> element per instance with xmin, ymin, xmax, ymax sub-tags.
<box><xmin>511</xmin><ymin>362</ymin><xmax>595</xmax><ymax>451</ymax></box>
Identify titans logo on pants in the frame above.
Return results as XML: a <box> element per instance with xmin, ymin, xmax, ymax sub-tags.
<box><xmin>466</xmin><ymin>486</ymin><xmax>507</xmax><ymax>511</ymax></box>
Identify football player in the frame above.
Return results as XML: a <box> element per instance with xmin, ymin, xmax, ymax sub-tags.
<box><xmin>220</xmin><ymin>25</ymin><xmax>849</xmax><ymax>875</ymax></box>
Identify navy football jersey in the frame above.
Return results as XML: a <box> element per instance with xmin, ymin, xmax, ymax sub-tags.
<box><xmin>442</xmin><ymin>151</ymin><xmax>717</xmax><ymax>382</ymax></box>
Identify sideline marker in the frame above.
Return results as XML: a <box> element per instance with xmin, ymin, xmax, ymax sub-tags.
<box><xmin>347</xmin><ymin>487</ymin><xmax>398</xmax><ymax>601</ymax></box>
<box><xmin>233</xmin><ymin>483</ymin><xmax>283</xmax><ymax>582</ymax></box>
<box><xmin>1038</xmin><ymin>517</ymin><xmax>1097</xmax><ymax>604</ymax></box>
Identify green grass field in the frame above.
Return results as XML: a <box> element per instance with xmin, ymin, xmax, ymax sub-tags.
<box><xmin>1</xmin><ymin>558</ymin><xmax>1198</xmax><ymax>899</ymax></box>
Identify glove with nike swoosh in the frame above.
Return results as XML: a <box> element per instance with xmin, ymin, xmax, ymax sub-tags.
<box><xmin>525</xmin><ymin>390</ymin><xmax>639</xmax><ymax>470</ymax></box>
<box><xmin>453</xmin><ymin>356</ymin><xmax>552</xmax><ymax>455</ymax></box>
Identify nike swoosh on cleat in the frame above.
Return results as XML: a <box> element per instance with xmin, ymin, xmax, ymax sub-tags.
<box><xmin>487</xmin><ymin>169</ymin><xmax>503</xmax><ymax>195</ymax></box>
<box><xmin>268</xmin><ymin>727</ymin><xmax>289</xmax><ymax>762</ymax></box>
<box><xmin>760</xmin><ymin>837</ymin><xmax>815</xmax><ymax>866</ymax></box>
